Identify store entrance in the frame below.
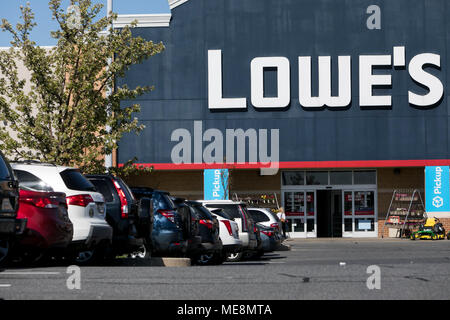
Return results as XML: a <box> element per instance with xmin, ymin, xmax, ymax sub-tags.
<box><xmin>317</xmin><ymin>190</ymin><xmax>342</xmax><ymax>238</ymax></box>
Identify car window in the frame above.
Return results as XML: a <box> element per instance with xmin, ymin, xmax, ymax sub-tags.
<box><xmin>248</xmin><ymin>209</ymin><xmax>270</xmax><ymax>223</ymax></box>
<box><xmin>89</xmin><ymin>179</ymin><xmax>114</xmax><ymax>203</ymax></box>
<box><xmin>153</xmin><ymin>192</ymin><xmax>176</xmax><ymax>210</ymax></box>
<box><xmin>0</xmin><ymin>153</ymin><xmax>13</xmax><ymax>180</ymax></box>
<box><xmin>194</xmin><ymin>206</ymin><xmax>214</xmax><ymax>220</ymax></box>
<box><xmin>267</xmin><ymin>210</ymin><xmax>281</xmax><ymax>222</ymax></box>
<box><xmin>14</xmin><ymin>169</ymin><xmax>53</xmax><ymax>192</ymax></box>
<box><xmin>204</xmin><ymin>204</ymin><xmax>241</xmax><ymax>219</ymax></box>
<box><xmin>60</xmin><ymin>169</ymin><xmax>96</xmax><ymax>192</ymax></box>
<box><xmin>208</xmin><ymin>208</ymin><xmax>233</xmax><ymax>220</ymax></box>
<box><xmin>130</xmin><ymin>188</ymin><xmax>152</xmax><ymax>200</ymax></box>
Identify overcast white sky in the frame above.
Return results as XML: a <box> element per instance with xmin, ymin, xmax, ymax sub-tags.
<box><xmin>0</xmin><ymin>0</ymin><xmax>170</xmax><ymax>46</ymax></box>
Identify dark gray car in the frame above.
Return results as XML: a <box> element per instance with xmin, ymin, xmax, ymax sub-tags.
<box><xmin>0</xmin><ymin>152</ymin><xmax>26</xmax><ymax>265</ymax></box>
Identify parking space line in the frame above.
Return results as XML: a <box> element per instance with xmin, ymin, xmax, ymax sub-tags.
<box><xmin>0</xmin><ymin>284</ymin><xmax>11</xmax><ymax>288</ymax></box>
<box><xmin>1</xmin><ymin>272</ymin><xmax>61</xmax><ymax>275</ymax></box>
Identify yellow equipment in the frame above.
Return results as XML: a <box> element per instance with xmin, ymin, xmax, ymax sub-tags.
<box><xmin>410</xmin><ymin>217</ymin><xmax>446</xmax><ymax>240</ymax></box>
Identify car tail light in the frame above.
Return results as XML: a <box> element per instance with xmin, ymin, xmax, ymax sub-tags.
<box><xmin>20</xmin><ymin>190</ymin><xmax>60</xmax><ymax>209</ymax></box>
<box><xmin>221</xmin><ymin>220</ymin><xmax>233</xmax><ymax>236</ymax></box>
<box><xmin>199</xmin><ymin>219</ymin><xmax>213</xmax><ymax>229</ymax></box>
<box><xmin>261</xmin><ymin>230</ymin><xmax>274</xmax><ymax>237</ymax></box>
<box><xmin>66</xmin><ymin>194</ymin><xmax>94</xmax><ymax>207</ymax></box>
<box><xmin>253</xmin><ymin>225</ymin><xmax>258</xmax><ymax>233</ymax></box>
<box><xmin>158</xmin><ymin>209</ymin><xmax>176</xmax><ymax>223</ymax></box>
<box><xmin>270</xmin><ymin>223</ymin><xmax>279</xmax><ymax>229</ymax></box>
<box><xmin>113</xmin><ymin>180</ymin><xmax>128</xmax><ymax>219</ymax></box>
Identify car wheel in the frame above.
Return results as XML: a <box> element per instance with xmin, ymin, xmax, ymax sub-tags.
<box><xmin>0</xmin><ymin>239</ymin><xmax>10</xmax><ymax>266</ymax></box>
<box><xmin>211</xmin><ymin>251</ymin><xmax>225</xmax><ymax>265</ymax></box>
<box><xmin>76</xmin><ymin>249</ymin><xmax>97</xmax><ymax>265</ymax></box>
<box><xmin>194</xmin><ymin>253</ymin><xmax>213</xmax><ymax>265</ymax></box>
<box><xmin>129</xmin><ymin>245</ymin><xmax>151</xmax><ymax>259</ymax></box>
<box><xmin>254</xmin><ymin>250</ymin><xmax>265</xmax><ymax>258</ymax></box>
<box><xmin>17</xmin><ymin>249</ymin><xmax>45</xmax><ymax>267</ymax></box>
<box><xmin>226</xmin><ymin>251</ymin><xmax>243</xmax><ymax>262</ymax></box>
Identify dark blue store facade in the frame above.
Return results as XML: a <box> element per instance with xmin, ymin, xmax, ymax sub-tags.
<box><xmin>116</xmin><ymin>0</ymin><xmax>450</xmax><ymax>238</ymax></box>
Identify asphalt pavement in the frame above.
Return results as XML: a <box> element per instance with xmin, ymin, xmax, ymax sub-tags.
<box><xmin>0</xmin><ymin>238</ymin><xmax>449</xmax><ymax>300</ymax></box>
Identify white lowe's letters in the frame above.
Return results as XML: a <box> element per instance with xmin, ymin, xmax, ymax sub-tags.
<box><xmin>359</xmin><ymin>55</ymin><xmax>392</xmax><ymax>107</ymax></box>
<box><xmin>250</xmin><ymin>57</ymin><xmax>290</xmax><ymax>108</ymax></box>
<box><xmin>408</xmin><ymin>53</ymin><xmax>443</xmax><ymax>107</ymax></box>
<box><xmin>298</xmin><ymin>56</ymin><xmax>351</xmax><ymax>108</ymax></box>
<box><xmin>208</xmin><ymin>50</ymin><xmax>247</xmax><ymax>110</ymax></box>
<box><xmin>207</xmin><ymin>48</ymin><xmax>444</xmax><ymax>110</ymax></box>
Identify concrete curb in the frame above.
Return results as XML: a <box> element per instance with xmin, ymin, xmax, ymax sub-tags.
<box><xmin>150</xmin><ymin>257</ymin><xmax>191</xmax><ymax>267</ymax></box>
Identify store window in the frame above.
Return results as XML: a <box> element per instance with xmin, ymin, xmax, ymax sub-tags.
<box><xmin>306</xmin><ymin>171</ymin><xmax>328</xmax><ymax>185</ymax></box>
<box><xmin>344</xmin><ymin>218</ymin><xmax>353</xmax><ymax>232</ymax></box>
<box><xmin>354</xmin><ymin>171</ymin><xmax>376</xmax><ymax>185</ymax></box>
<box><xmin>330</xmin><ymin>171</ymin><xmax>352</xmax><ymax>185</ymax></box>
<box><xmin>344</xmin><ymin>191</ymin><xmax>352</xmax><ymax>216</ymax></box>
<box><xmin>282</xmin><ymin>171</ymin><xmax>304</xmax><ymax>185</ymax></box>
<box><xmin>354</xmin><ymin>191</ymin><xmax>375</xmax><ymax>216</ymax></box>
<box><xmin>306</xmin><ymin>192</ymin><xmax>314</xmax><ymax>216</ymax></box>
<box><xmin>355</xmin><ymin>218</ymin><xmax>375</xmax><ymax>232</ymax></box>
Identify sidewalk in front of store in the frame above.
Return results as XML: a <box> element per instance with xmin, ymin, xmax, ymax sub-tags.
<box><xmin>283</xmin><ymin>236</ymin><xmax>407</xmax><ymax>243</ymax></box>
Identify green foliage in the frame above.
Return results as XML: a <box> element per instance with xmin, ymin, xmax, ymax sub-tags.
<box><xmin>0</xmin><ymin>0</ymin><xmax>164</xmax><ymax>175</ymax></box>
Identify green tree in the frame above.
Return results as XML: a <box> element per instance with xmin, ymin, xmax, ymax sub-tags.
<box><xmin>0</xmin><ymin>0</ymin><xmax>164</xmax><ymax>176</ymax></box>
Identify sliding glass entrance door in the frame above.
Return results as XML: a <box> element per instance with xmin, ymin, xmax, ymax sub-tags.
<box><xmin>283</xmin><ymin>191</ymin><xmax>316</xmax><ymax>238</ymax></box>
<box><xmin>342</xmin><ymin>190</ymin><xmax>377</xmax><ymax>237</ymax></box>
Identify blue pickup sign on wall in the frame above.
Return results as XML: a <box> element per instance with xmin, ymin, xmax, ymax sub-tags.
<box><xmin>425</xmin><ymin>166</ymin><xmax>450</xmax><ymax>216</ymax></box>
<box><xmin>204</xmin><ymin>169</ymin><xmax>229</xmax><ymax>200</ymax></box>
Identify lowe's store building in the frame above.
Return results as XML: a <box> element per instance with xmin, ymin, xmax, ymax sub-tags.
<box><xmin>117</xmin><ymin>0</ymin><xmax>450</xmax><ymax>238</ymax></box>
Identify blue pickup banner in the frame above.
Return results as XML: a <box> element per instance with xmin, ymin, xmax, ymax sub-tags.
<box><xmin>425</xmin><ymin>166</ymin><xmax>450</xmax><ymax>216</ymax></box>
<box><xmin>204</xmin><ymin>169</ymin><xmax>229</xmax><ymax>200</ymax></box>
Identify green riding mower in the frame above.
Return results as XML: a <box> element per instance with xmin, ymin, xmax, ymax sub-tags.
<box><xmin>410</xmin><ymin>217</ymin><xmax>446</xmax><ymax>240</ymax></box>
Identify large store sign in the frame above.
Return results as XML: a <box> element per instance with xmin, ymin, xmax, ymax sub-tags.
<box><xmin>208</xmin><ymin>47</ymin><xmax>443</xmax><ymax>110</ymax></box>
<box><xmin>425</xmin><ymin>166</ymin><xmax>450</xmax><ymax>217</ymax></box>
<box><xmin>204</xmin><ymin>169</ymin><xmax>229</xmax><ymax>200</ymax></box>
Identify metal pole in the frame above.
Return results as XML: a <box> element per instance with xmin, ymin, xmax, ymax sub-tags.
<box><xmin>105</xmin><ymin>0</ymin><xmax>113</xmax><ymax>170</ymax></box>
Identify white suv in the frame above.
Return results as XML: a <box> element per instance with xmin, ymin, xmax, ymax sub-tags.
<box><xmin>207</xmin><ymin>208</ymin><xmax>242</xmax><ymax>254</ymax></box>
<box><xmin>198</xmin><ymin>200</ymin><xmax>258</xmax><ymax>261</ymax></box>
<box><xmin>11</xmin><ymin>162</ymin><xmax>112</xmax><ymax>263</ymax></box>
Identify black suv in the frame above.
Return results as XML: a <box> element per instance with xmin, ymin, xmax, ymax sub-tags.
<box><xmin>172</xmin><ymin>198</ymin><xmax>223</xmax><ymax>265</ymax></box>
<box><xmin>130</xmin><ymin>187</ymin><xmax>191</xmax><ymax>257</ymax></box>
<box><xmin>86</xmin><ymin>175</ymin><xmax>153</xmax><ymax>259</ymax></box>
<box><xmin>0</xmin><ymin>152</ymin><xmax>26</xmax><ymax>265</ymax></box>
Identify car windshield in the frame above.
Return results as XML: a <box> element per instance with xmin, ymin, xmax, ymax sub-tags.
<box><xmin>204</xmin><ymin>204</ymin><xmax>242</xmax><ymax>219</ymax></box>
<box><xmin>0</xmin><ymin>153</ymin><xmax>13</xmax><ymax>180</ymax></box>
<box><xmin>248</xmin><ymin>209</ymin><xmax>270</xmax><ymax>223</ymax></box>
<box><xmin>194</xmin><ymin>205</ymin><xmax>214</xmax><ymax>220</ymax></box>
<box><xmin>267</xmin><ymin>210</ymin><xmax>281</xmax><ymax>222</ymax></box>
<box><xmin>60</xmin><ymin>169</ymin><xmax>96</xmax><ymax>192</ymax></box>
<box><xmin>89</xmin><ymin>179</ymin><xmax>114</xmax><ymax>202</ymax></box>
<box><xmin>14</xmin><ymin>169</ymin><xmax>53</xmax><ymax>192</ymax></box>
<box><xmin>153</xmin><ymin>192</ymin><xmax>176</xmax><ymax>210</ymax></box>
<box><xmin>209</xmin><ymin>208</ymin><xmax>233</xmax><ymax>220</ymax></box>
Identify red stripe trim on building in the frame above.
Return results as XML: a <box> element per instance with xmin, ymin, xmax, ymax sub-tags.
<box><xmin>119</xmin><ymin>159</ymin><xmax>450</xmax><ymax>170</ymax></box>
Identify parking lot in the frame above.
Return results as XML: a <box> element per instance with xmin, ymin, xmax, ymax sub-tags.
<box><xmin>1</xmin><ymin>238</ymin><xmax>449</xmax><ymax>300</ymax></box>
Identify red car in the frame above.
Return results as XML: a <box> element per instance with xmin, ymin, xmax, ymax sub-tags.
<box><xmin>14</xmin><ymin>188</ymin><xmax>73</xmax><ymax>263</ymax></box>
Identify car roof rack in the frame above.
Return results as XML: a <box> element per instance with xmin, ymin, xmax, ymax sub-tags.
<box><xmin>11</xmin><ymin>160</ymin><xmax>57</xmax><ymax>166</ymax></box>
<box><xmin>130</xmin><ymin>186</ymin><xmax>155</xmax><ymax>192</ymax></box>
